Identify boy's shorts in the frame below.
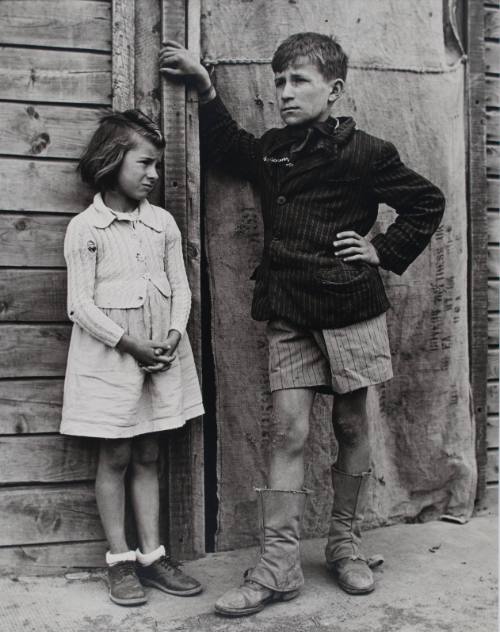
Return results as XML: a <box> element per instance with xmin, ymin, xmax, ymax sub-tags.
<box><xmin>267</xmin><ymin>313</ymin><xmax>393</xmax><ymax>395</ymax></box>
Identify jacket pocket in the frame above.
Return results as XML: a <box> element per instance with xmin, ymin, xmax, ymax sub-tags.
<box><xmin>314</xmin><ymin>260</ymin><xmax>375</xmax><ymax>294</ymax></box>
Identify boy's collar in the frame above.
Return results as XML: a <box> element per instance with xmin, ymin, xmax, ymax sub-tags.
<box><xmin>88</xmin><ymin>193</ymin><xmax>162</xmax><ymax>232</ymax></box>
<box><xmin>265</xmin><ymin>116</ymin><xmax>356</xmax><ymax>156</ymax></box>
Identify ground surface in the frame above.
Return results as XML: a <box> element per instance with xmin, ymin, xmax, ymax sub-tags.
<box><xmin>1</xmin><ymin>513</ymin><xmax>497</xmax><ymax>632</ymax></box>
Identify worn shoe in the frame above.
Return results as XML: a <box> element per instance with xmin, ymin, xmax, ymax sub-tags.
<box><xmin>329</xmin><ymin>557</ymin><xmax>374</xmax><ymax>594</ymax></box>
<box><xmin>214</xmin><ymin>579</ymin><xmax>299</xmax><ymax>617</ymax></box>
<box><xmin>108</xmin><ymin>561</ymin><xmax>147</xmax><ymax>606</ymax></box>
<box><xmin>137</xmin><ymin>554</ymin><xmax>202</xmax><ymax>596</ymax></box>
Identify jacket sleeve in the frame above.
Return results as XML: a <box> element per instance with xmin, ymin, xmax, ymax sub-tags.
<box><xmin>164</xmin><ymin>215</ymin><xmax>191</xmax><ymax>336</ymax></box>
<box><xmin>199</xmin><ymin>94</ymin><xmax>263</xmax><ymax>184</ymax></box>
<box><xmin>64</xmin><ymin>219</ymin><xmax>125</xmax><ymax>347</ymax></box>
<box><xmin>369</xmin><ymin>141</ymin><xmax>445</xmax><ymax>275</ymax></box>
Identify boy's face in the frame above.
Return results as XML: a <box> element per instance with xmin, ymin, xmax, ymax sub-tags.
<box><xmin>116</xmin><ymin>133</ymin><xmax>162</xmax><ymax>202</ymax></box>
<box><xmin>274</xmin><ymin>57</ymin><xmax>342</xmax><ymax>126</ymax></box>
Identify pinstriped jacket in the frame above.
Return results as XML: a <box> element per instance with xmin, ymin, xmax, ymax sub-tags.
<box><xmin>200</xmin><ymin>95</ymin><xmax>445</xmax><ymax>329</ymax></box>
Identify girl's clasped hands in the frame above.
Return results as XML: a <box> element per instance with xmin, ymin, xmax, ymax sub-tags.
<box><xmin>117</xmin><ymin>330</ymin><xmax>181</xmax><ymax>373</ymax></box>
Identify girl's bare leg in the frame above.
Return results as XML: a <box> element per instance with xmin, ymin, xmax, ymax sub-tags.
<box><xmin>131</xmin><ymin>433</ymin><xmax>161</xmax><ymax>553</ymax></box>
<box><xmin>95</xmin><ymin>438</ymin><xmax>132</xmax><ymax>553</ymax></box>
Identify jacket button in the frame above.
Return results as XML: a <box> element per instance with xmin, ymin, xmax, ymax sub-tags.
<box><xmin>276</xmin><ymin>195</ymin><xmax>287</xmax><ymax>205</ymax></box>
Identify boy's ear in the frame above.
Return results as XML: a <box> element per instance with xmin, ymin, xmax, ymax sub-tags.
<box><xmin>328</xmin><ymin>79</ymin><xmax>345</xmax><ymax>103</ymax></box>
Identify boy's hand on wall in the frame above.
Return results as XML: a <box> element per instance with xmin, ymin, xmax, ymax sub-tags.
<box><xmin>333</xmin><ymin>231</ymin><xmax>380</xmax><ymax>266</ymax></box>
<box><xmin>159</xmin><ymin>40</ymin><xmax>212</xmax><ymax>93</ymax></box>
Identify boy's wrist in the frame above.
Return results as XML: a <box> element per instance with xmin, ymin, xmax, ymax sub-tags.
<box><xmin>195</xmin><ymin>67</ymin><xmax>213</xmax><ymax>94</ymax></box>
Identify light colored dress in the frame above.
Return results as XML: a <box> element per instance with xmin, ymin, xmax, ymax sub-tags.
<box><xmin>60</xmin><ymin>194</ymin><xmax>204</xmax><ymax>439</ymax></box>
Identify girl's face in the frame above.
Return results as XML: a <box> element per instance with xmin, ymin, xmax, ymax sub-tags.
<box><xmin>115</xmin><ymin>133</ymin><xmax>163</xmax><ymax>202</ymax></box>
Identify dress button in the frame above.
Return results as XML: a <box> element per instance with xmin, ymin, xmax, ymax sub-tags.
<box><xmin>276</xmin><ymin>195</ymin><xmax>287</xmax><ymax>205</ymax></box>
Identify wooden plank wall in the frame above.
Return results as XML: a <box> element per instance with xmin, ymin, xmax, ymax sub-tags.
<box><xmin>485</xmin><ymin>1</ymin><xmax>500</xmax><ymax>500</ymax></box>
<box><xmin>0</xmin><ymin>0</ymin><xmax>111</xmax><ymax>574</ymax></box>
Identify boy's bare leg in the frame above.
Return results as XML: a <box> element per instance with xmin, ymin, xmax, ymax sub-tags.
<box><xmin>130</xmin><ymin>433</ymin><xmax>161</xmax><ymax>554</ymax></box>
<box><xmin>268</xmin><ymin>387</ymin><xmax>315</xmax><ymax>489</ymax></box>
<box><xmin>327</xmin><ymin>386</ymin><xmax>374</xmax><ymax>594</ymax></box>
<box><xmin>95</xmin><ymin>438</ymin><xmax>132</xmax><ymax>554</ymax></box>
<box><xmin>215</xmin><ymin>388</ymin><xmax>314</xmax><ymax>616</ymax></box>
<box><xmin>333</xmin><ymin>387</ymin><xmax>369</xmax><ymax>474</ymax></box>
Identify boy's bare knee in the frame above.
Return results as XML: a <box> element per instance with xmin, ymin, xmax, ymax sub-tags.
<box><xmin>270</xmin><ymin>409</ymin><xmax>309</xmax><ymax>456</ymax></box>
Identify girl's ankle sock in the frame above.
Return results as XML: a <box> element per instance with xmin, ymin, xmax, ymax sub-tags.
<box><xmin>106</xmin><ymin>550</ymin><xmax>136</xmax><ymax>566</ymax></box>
<box><xmin>136</xmin><ymin>544</ymin><xmax>165</xmax><ymax>566</ymax></box>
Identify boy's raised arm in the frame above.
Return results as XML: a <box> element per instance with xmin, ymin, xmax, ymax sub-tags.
<box><xmin>159</xmin><ymin>42</ymin><xmax>262</xmax><ymax>183</ymax></box>
<box><xmin>369</xmin><ymin>141</ymin><xmax>445</xmax><ymax>275</ymax></box>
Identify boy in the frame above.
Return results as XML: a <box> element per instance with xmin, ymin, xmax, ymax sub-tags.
<box><xmin>160</xmin><ymin>33</ymin><xmax>445</xmax><ymax>617</ymax></box>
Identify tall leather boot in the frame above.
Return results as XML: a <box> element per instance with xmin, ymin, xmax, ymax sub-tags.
<box><xmin>325</xmin><ymin>467</ymin><xmax>375</xmax><ymax>594</ymax></box>
<box><xmin>214</xmin><ymin>488</ymin><xmax>309</xmax><ymax>617</ymax></box>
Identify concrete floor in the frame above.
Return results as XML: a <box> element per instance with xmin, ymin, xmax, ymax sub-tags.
<box><xmin>1</xmin><ymin>511</ymin><xmax>497</xmax><ymax>632</ymax></box>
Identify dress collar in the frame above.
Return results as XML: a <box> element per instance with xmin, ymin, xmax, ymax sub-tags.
<box><xmin>88</xmin><ymin>193</ymin><xmax>162</xmax><ymax>232</ymax></box>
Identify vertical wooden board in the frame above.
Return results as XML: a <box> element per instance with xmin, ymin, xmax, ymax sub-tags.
<box><xmin>134</xmin><ymin>0</ymin><xmax>163</xmax><ymax>208</ymax></box>
<box><xmin>0</xmin><ymin>1</ymin><xmax>112</xmax><ymax>50</ymax></box>
<box><xmin>112</xmin><ymin>0</ymin><xmax>135</xmax><ymax>110</ymax></box>
<box><xmin>0</xmin><ymin>540</ymin><xmax>107</xmax><ymax>576</ymax></box>
<box><xmin>0</xmin><ymin>270</ymin><xmax>67</xmax><ymax>321</ymax></box>
<box><xmin>0</xmin><ymin>484</ymin><xmax>103</xmax><ymax>545</ymax></box>
<box><xmin>0</xmin><ymin>325</ymin><xmax>70</xmax><ymax>378</ymax></box>
<box><xmin>0</xmin><ymin>379</ymin><xmax>64</xmax><ymax>434</ymax></box>
<box><xmin>0</xmin><ymin>214</ymin><xmax>68</xmax><ymax>267</ymax></box>
<box><xmin>466</xmin><ymin>0</ymin><xmax>488</xmax><ymax>502</ymax></box>
<box><xmin>0</xmin><ymin>103</ymin><xmax>103</xmax><ymax>159</ymax></box>
<box><xmin>0</xmin><ymin>436</ymin><xmax>96</xmax><ymax>484</ymax></box>
<box><xmin>202</xmin><ymin>3</ymin><xmax>476</xmax><ymax>549</ymax></box>
<box><xmin>0</xmin><ymin>48</ymin><xmax>111</xmax><ymax>104</ymax></box>
<box><xmin>0</xmin><ymin>159</ymin><xmax>92</xmax><ymax>214</ymax></box>
<box><xmin>135</xmin><ymin>0</ymin><xmax>162</xmax><ymax>121</ymax></box>
<box><xmin>161</xmin><ymin>0</ymin><xmax>204</xmax><ymax>559</ymax></box>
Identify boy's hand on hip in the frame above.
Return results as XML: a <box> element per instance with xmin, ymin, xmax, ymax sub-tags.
<box><xmin>159</xmin><ymin>41</ymin><xmax>212</xmax><ymax>93</ymax></box>
<box><xmin>333</xmin><ymin>231</ymin><xmax>380</xmax><ymax>266</ymax></box>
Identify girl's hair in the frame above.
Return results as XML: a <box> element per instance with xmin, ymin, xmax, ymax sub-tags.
<box><xmin>272</xmin><ymin>32</ymin><xmax>348</xmax><ymax>81</ymax></box>
<box><xmin>78</xmin><ymin>109</ymin><xmax>165</xmax><ymax>192</ymax></box>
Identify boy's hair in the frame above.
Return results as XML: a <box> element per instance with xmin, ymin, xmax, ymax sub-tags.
<box><xmin>272</xmin><ymin>32</ymin><xmax>348</xmax><ymax>81</ymax></box>
<box><xmin>78</xmin><ymin>109</ymin><xmax>165</xmax><ymax>192</ymax></box>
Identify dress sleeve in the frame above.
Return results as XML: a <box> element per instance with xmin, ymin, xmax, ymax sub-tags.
<box><xmin>369</xmin><ymin>141</ymin><xmax>445</xmax><ymax>275</ymax></box>
<box><xmin>199</xmin><ymin>93</ymin><xmax>263</xmax><ymax>184</ymax></box>
<box><xmin>164</xmin><ymin>216</ymin><xmax>191</xmax><ymax>336</ymax></box>
<box><xmin>64</xmin><ymin>219</ymin><xmax>125</xmax><ymax>347</ymax></box>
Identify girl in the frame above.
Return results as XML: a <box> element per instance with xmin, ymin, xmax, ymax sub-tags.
<box><xmin>60</xmin><ymin>110</ymin><xmax>204</xmax><ymax>606</ymax></box>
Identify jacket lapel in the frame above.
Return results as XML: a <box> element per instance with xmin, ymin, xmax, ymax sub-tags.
<box><xmin>280</xmin><ymin>117</ymin><xmax>357</xmax><ymax>189</ymax></box>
